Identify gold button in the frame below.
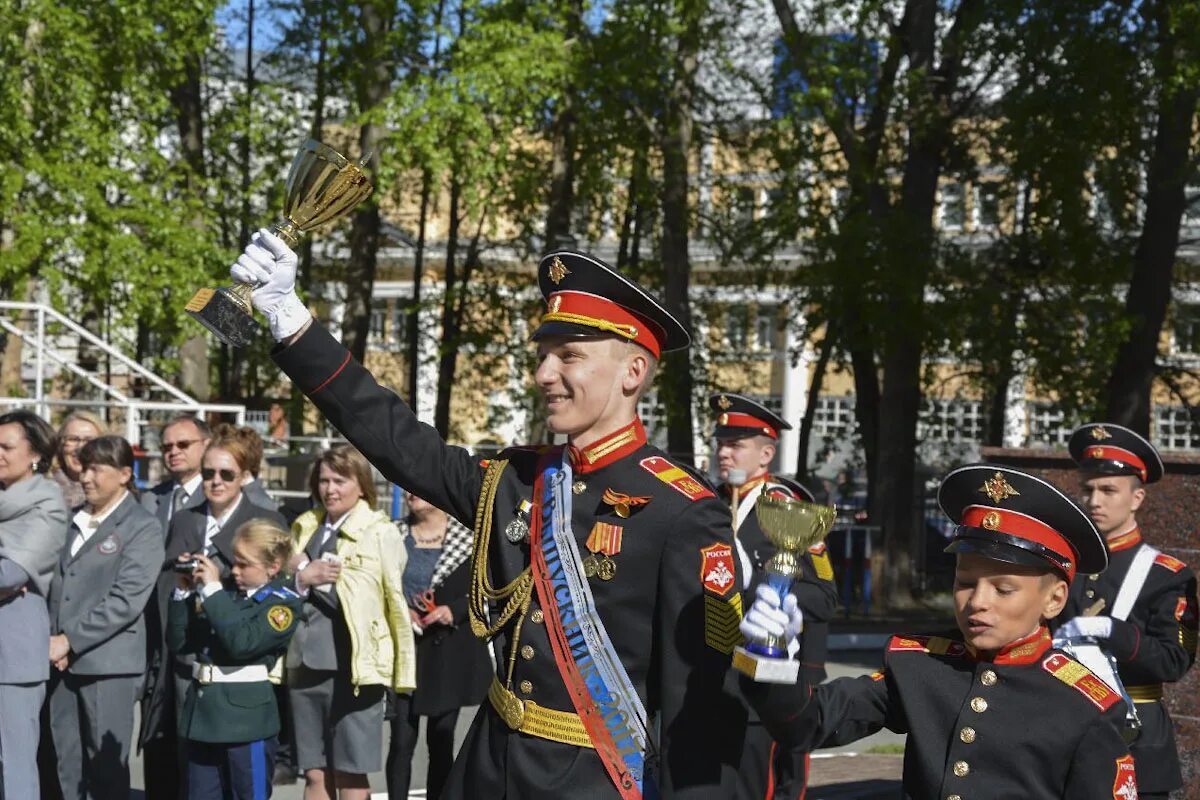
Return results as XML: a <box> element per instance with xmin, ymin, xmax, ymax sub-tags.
<box><xmin>959</xmin><ymin>726</ymin><xmax>976</xmax><ymax>743</ymax></box>
<box><xmin>1085</xmin><ymin>589</ymin><xmax>1095</xmax><ymax>599</ymax></box>
<box><xmin>519</xmin><ymin>680</ymin><xmax>533</xmax><ymax>695</ymax></box>
<box><xmin>520</xmin><ymin>645</ymin><xmax>535</xmax><ymax>660</ymax></box>
<box><xmin>970</xmin><ymin>697</ymin><xmax>988</xmax><ymax>713</ymax></box>
<box><xmin>572</xmin><ymin>481</ymin><xmax>586</xmax><ymax>495</ymax></box>
<box><xmin>980</xmin><ymin>670</ymin><xmax>997</xmax><ymax>686</ymax></box>
<box><xmin>952</xmin><ymin>760</ymin><xmax>970</xmax><ymax>778</ymax></box>
<box><xmin>530</xmin><ymin>609</ymin><xmax>544</xmax><ymax>624</ymax></box>
<box><xmin>947</xmin><ymin>796</ymin><xmax>962</xmax><ymax>800</ymax></box>
<box><xmin>1089</xmin><ymin>573</ymin><xmax>1100</xmax><ymax>581</ymax></box>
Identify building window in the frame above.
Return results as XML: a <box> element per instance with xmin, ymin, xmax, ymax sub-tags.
<box><xmin>735</xmin><ymin>187</ymin><xmax>756</xmax><ymax>227</ymax></box>
<box><xmin>940</xmin><ymin>183</ymin><xmax>966</xmax><ymax>230</ymax></box>
<box><xmin>812</xmin><ymin>396</ymin><xmax>854</xmax><ymax>437</ymax></box>
<box><xmin>369</xmin><ymin>299</ymin><xmax>406</xmax><ymax>352</ymax></box>
<box><xmin>1155</xmin><ymin>405</ymin><xmax>1200</xmax><ymax>450</ymax></box>
<box><xmin>1026</xmin><ymin>403</ymin><xmax>1071</xmax><ymax>447</ymax></box>
<box><xmin>1173</xmin><ymin>304</ymin><xmax>1200</xmax><ymax>355</ymax></box>
<box><xmin>1184</xmin><ymin>185</ymin><xmax>1200</xmax><ymax>225</ymax></box>
<box><xmin>725</xmin><ymin>305</ymin><xmax>750</xmax><ymax>350</ymax></box>
<box><xmin>975</xmin><ymin>184</ymin><xmax>1001</xmax><ymax>229</ymax></box>
<box><xmin>755</xmin><ymin>305</ymin><xmax>779</xmax><ymax>352</ymax></box>
<box><xmin>918</xmin><ymin>399</ymin><xmax>984</xmax><ymax>443</ymax></box>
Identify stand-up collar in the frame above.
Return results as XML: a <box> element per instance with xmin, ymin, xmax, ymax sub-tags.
<box><xmin>567</xmin><ymin>418</ymin><xmax>647</xmax><ymax>474</ymax></box>
<box><xmin>1106</xmin><ymin>527</ymin><xmax>1142</xmax><ymax>553</ymax></box>
<box><xmin>719</xmin><ymin>472</ymin><xmax>769</xmax><ymax>497</ymax></box>
<box><xmin>969</xmin><ymin>626</ymin><xmax>1053</xmax><ymax>666</ymax></box>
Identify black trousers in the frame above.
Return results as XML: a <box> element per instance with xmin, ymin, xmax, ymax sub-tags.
<box><xmin>386</xmin><ymin>692</ymin><xmax>460</xmax><ymax>800</ymax></box>
<box><xmin>141</xmin><ymin>730</ymin><xmax>181</xmax><ymax>799</ymax></box>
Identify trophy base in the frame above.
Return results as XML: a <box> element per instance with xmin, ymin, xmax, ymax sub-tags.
<box><xmin>185</xmin><ymin>287</ymin><xmax>262</xmax><ymax>348</ymax></box>
<box><xmin>733</xmin><ymin>646</ymin><xmax>800</xmax><ymax>684</ymax></box>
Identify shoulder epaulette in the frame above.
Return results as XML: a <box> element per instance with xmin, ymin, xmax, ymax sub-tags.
<box><xmin>639</xmin><ymin>455</ymin><xmax>715</xmax><ymax>501</ymax></box>
<box><xmin>271</xmin><ymin>586</ymin><xmax>300</xmax><ymax>600</ymax></box>
<box><xmin>887</xmin><ymin>634</ymin><xmax>967</xmax><ymax>657</ymax></box>
<box><xmin>253</xmin><ymin>586</ymin><xmax>273</xmax><ymax>602</ymax></box>
<box><xmin>1154</xmin><ymin>553</ymin><xmax>1187</xmax><ymax>573</ymax></box>
<box><xmin>1041</xmin><ymin>652</ymin><xmax>1121</xmax><ymax>711</ymax></box>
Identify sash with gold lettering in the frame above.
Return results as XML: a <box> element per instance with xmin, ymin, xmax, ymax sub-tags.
<box><xmin>529</xmin><ymin>459</ymin><xmax>657</xmax><ymax>798</ymax></box>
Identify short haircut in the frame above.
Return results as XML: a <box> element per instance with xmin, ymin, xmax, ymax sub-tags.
<box><xmin>0</xmin><ymin>410</ymin><xmax>57</xmax><ymax>473</ymax></box>
<box><xmin>78</xmin><ymin>435</ymin><xmax>135</xmax><ymax>475</ymax></box>
<box><xmin>211</xmin><ymin>423</ymin><xmax>264</xmax><ymax>477</ymax></box>
<box><xmin>233</xmin><ymin>518</ymin><xmax>293</xmax><ymax>569</ymax></box>
<box><xmin>57</xmin><ymin>410</ymin><xmax>106</xmax><ymax>438</ymax></box>
<box><xmin>308</xmin><ymin>445</ymin><xmax>377</xmax><ymax>508</ymax></box>
<box><xmin>163</xmin><ymin>414</ymin><xmax>211</xmax><ymax>440</ymax></box>
<box><xmin>618</xmin><ymin>340</ymin><xmax>659</xmax><ymax>401</ymax></box>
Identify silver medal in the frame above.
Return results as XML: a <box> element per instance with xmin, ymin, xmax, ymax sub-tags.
<box><xmin>505</xmin><ymin>517</ymin><xmax>529</xmax><ymax>544</ymax></box>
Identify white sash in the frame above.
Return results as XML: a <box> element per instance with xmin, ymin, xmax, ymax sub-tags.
<box><xmin>1112</xmin><ymin>543</ymin><xmax>1159</xmax><ymax>622</ymax></box>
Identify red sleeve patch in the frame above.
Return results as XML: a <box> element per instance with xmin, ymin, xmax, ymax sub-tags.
<box><xmin>1154</xmin><ymin>553</ymin><xmax>1186</xmax><ymax>573</ymax></box>
<box><xmin>700</xmin><ymin>543</ymin><xmax>737</xmax><ymax>596</ymax></box>
<box><xmin>640</xmin><ymin>456</ymin><xmax>715</xmax><ymax>501</ymax></box>
<box><xmin>1112</xmin><ymin>754</ymin><xmax>1137</xmax><ymax>799</ymax></box>
<box><xmin>1041</xmin><ymin>653</ymin><xmax>1120</xmax><ymax>711</ymax></box>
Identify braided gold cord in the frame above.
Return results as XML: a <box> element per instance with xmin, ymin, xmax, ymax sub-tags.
<box><xmin>469</xmin><ymin>458</ymin><xmax>535</xmax><ymax>641</ymax></box>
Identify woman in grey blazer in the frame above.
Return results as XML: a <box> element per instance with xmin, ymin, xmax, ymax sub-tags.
<box><xmin>0</xmin><ymin>410</ymin><xmax>69</xmax><ymax>800</ymax></box>
<box><xmin>47</xmin><ymin>436</ymin><xmax>163</xmax><ymax>800</ymax></box>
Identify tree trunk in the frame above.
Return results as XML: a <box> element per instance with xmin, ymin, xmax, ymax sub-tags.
<box><xmin>433</xmin><ymin>174</ymin><xmax>463</xmax><ymax>437</ymax></box>
<box><xmin>544</xmin><ymin>2</ymin><xmax>583</xmax><ymax>251</ymax></box>
<box><xmin>406</xmin><ymin>168</ymin><xmax>432</xmax><ymax>407</ymax></box>
<box><xmin>340</xmin><ymin>0</ymin><xmax>393</xmax><ymax>361</ymax></box>
<box><xmin>795</xmin><ymin>329</ymin><xmax>834</xmax><ymax>481</ymax></box>
<box><xmin>658</xmin><ymin>1</ymin><xmax>703</xmax><ymax>464</ymax></box>
<box><xmin>1104</xmin><ymin>0</ymin><xmax>1197</xmax><ymax>434</ymax></box>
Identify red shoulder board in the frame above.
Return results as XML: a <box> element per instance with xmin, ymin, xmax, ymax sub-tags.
<box><xmin>887</xmin><ymin>635</ymin><xmax>966</xmax><ymax>657</ymax></box>
<box><xmin>640</xmin><ymin>456</ymin><xmax>714</xmax><ymax>501</ymax></box>
<box><xmin>888</xmin><ymin>635</ymin><xmax>931</xmax><ymax>652</ymax></box>
<box><xmin>700</xmin><ymin>542</ymin><xmax>737</xmax><ymax>597</ymax></box>
<box><xmin>1154</xmin><ymin>553</ymin><xmax>1186</xmax><ymax>573</ymax></box>
<box><xmin>1041</xmin><ymin>653</ymin><xmax>1120</xmax><ymax>711</ymax></box>
<box><xmin>1112</xmin><ymin>755</ymin><xmax>1137</xmax><ymax>800</ymax></box>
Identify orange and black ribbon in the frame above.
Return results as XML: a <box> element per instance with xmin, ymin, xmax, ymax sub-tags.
<box><xmin>602</xmin><ymin>488</ymin><xmax>651</xmax><ymax>518</ymax></box>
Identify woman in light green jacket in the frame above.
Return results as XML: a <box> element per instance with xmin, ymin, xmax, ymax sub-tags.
<box><xmin>287</xmin><ymin>446</ymin><xmax>415</xmax><ymax>800</ymax></box>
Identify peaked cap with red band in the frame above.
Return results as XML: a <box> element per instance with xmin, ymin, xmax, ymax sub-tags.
<box><xmin>769</xmin><ymin>474</ymin><xmax>817</xmax><ymax>503</ymax></box>
<box><xmin>708</xmin><ymin>392</ymin><xmax>792</xmax><ymax>441</ymax></box>
<box><xmin>1068</xmin><ymin>423</ymin><xmax>1163</xmax><ymax>484</ymax></box>
<box><xmin>533</xmin><ymin>251</ymin><xmax>690</xmax><ymax>357</ymax></box>
<box><xmin>938</xmin><ymin>465</ymin><xmax>1107</xmax><ymax>583</ymax></box>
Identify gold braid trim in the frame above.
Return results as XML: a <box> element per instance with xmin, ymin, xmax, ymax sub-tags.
<box><xmin>469</xmin><ymin>458</ymin><xmax>534</xmax><ymax>642</ymax></box>
<box><xmin>541</xmin><ymin>311</ymin><xmax>639</xmax><ymax>341</ymax></box>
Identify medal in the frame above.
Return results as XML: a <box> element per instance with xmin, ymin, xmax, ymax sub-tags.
<box><xmin>582</xmin><ymin>554</ymin><xmax>600</xmax><ymax>577</ymax></box>
<box><xmin>601</xmin><ymin>488</ymin><xmax>651</xmax><ymax>519</ymax></box>
<box><xmin>504</xmin><ymin>500</ymin><xmax>532</xmax><ymax>544</ymax></box>
<box><xmin>595</xmin><ymin>554</ymin><xmax>616</xmax><ymax>581</ymax></box>
<box><xmin>584</xmin><ymin>522</ymin><xmax>623</xmax><ymax>581</ymax></box>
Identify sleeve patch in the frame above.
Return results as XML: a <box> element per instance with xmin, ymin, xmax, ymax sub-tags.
<box><xmin>1154</xmin><ymin>553</ymin><xmax>1186</xmax><ymax>573</ymax></box>
<box><xmin>700</xmin><ymin>543</ymin><xmax>737</xmax><ymax>597</ymax></box>
<box><xmin>1112</xmin><ymin>754</ymin><xmax>1137</xmax><ymax>800</ymax></box>
<box><xmin>267</xmin><ymin>605</ymin><xmax>295</xmax><ymax>632</ymax></box>
<box><xmin>704</xmin><ymin>593</ymin><xmax>743</xmax><ymax>654</ymax></box>
<box><xmin>640</xmin><ymin>456</ymin><xmax>715</xmax><ymax>501</ymax></box>
<box><xmin>1177</xmin><ymin>595</ymin><xmax>1199</xmax><ymax>654</ymax></box>
<box><xmin>1041</xmin><ymin>653</ymin><xmax>1120</xmax><ymax>711</ymax></box>
<box><xmin>811</xmin><ymin>549</ymin><xmax>835</xmax><ymax>582</ymax></box>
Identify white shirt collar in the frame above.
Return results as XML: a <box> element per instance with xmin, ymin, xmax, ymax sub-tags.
<box><xmin>207</xmin><ymin>493</ymin><xmax>244</xmax><ymax>530</ymax></box>
<box><xmin>179</xmin><ymin>472</ymin><xmax>204</xmax><ymax>498</ymax></box>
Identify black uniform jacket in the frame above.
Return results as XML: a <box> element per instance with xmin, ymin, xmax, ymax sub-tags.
<box><xmin>410</xmin><ymin>558</ymin><xmax>493</xmax><ymax>717</ymax></box>
<box><xmin>721</xmin><ymin>476</ymin><xmax>840</xmax><ymax>687</ymax></box>
<box><xmin>273</xmin><ymin>323</ymin><xmax>745</xmax><ymax>798</ymax></box>
<box><xmin>167</xmin><ymin>577</ymin><xmax>302</xmax><ymax>744</ymax></box>
<box><xmin>1054</xmin><ymin>528</ymin><xmax>1198</xmax><ymax>792</ymax></box>
<box><xmin>748</xmin><ymin>628</ymin><xmax>1138</xmax><ymax>800</ymax></box>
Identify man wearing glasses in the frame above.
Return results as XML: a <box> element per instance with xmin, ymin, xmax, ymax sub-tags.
<box><xmin>139</xmin><ymin>414</ymin><xmax>210</xmax><ymax>800</ymax></box>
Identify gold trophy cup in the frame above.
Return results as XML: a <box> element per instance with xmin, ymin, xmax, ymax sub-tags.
<box><xmin>734</xmin><ymin>495</ymin><xmax>836</xmax><ymax>683</ymax></box>
<box><xmin>185</xmin><ymin>139</ymin><xmax>374</xmax><ymax>347</ymax></box>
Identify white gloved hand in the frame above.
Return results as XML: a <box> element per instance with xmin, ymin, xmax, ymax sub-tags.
<box><xmin>1054</xmin><ymin>615</ymin><xmax>1113</xmax><ymax>641</ymax></box>
<box><xmin>739</xmin><ymin>583</ymin><xmax>804</xmax><ymax>644</ymax></box>
<box><xmin>229</xmin><ymin>228</ymin><xmax>310</xmax><ymax>340</ymax></box>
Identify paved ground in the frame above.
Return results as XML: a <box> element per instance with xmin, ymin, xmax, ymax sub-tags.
<box><xmin>127</xmin><ymin>648</ymin><xmax>904</xmax><ymax>798</ymax></box>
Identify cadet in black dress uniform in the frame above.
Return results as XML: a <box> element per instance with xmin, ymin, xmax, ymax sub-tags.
<box><xmin>230</xmin><ymin>236</ymin><xmax>745</xmax><ymax>798</ymax></box>
<box><xmin>168</xmin><ymin>520</ymin><xmax>303</xmax><ymax>800</ymax></box>
<box><xmin>742</xmin><ymin>465</ymin><xmax>1140</xmax><ymax>800</ymax></box>
<box><xmin>708</xmin><ymin>393</ymin><xmax>838</xmax><ymax>799</ymax></box>
<box><xmin>1053</xmin><ymin>423</ymin><xmax>1198</xmax><ymax>800</ymax></box>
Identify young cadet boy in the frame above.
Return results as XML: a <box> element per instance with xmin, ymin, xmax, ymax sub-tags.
<box><xmin>1055</xmin><ymin>423</ymin><xmax>1198</xmax><ymax>800</ymax></box>
<box><xmin>230</xmin><ymin>237</ymin><xmax>745</xmax><ymax>798</ymax></box>
<box><xmin>708</xmin><ymin>393</ymin><xmax>838</xmax><ymax>799</ymax></box>
<box><xmin>741</xmin><ymin>464</ymin><xmax>1138</xmax><ymax>800</ymax></box>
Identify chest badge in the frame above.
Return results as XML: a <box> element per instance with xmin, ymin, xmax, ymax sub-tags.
<box><xmin>583</xmin><ymin>522</ymin><xmax>623</xmax><ymax>581</ymax></box>
<box><xmin>97</xmin><ymin>534</ymin><xmax>119</xmax><ymax>555</ymax></box>
<box><xmin>601</xmin><ymin>488</ymin><xmax>651</xmax><ymax>518</ymax></box>
<box><xmin>504</xmin><ymin>499</ymin><xmax>533</xmax><ymax>544</ymax></box>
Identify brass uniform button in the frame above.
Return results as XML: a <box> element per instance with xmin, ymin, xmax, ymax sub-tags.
<box><xmin>952</xmin><ymin>760</ymin><xmax>970</xmax><ymax>778</ymax></box>
<box><xmin>519</xmin><ymin>680</ymin><xmax>533</xmax><ymax>695</ymax></box>
<box><xmin>947</xmin><ymin>795</ymin><xmax>962</xmax><ymax>800</ymax></box>
<box><xmin>572</xmin><ymin>481</ymin><xmax>586</xmax><ymax>495</ymax></box>
<box><xmin>970</xmin><ymin>697</ymin><xmax>988</xmax><ymax>713</ymax></box>
<box><xmin>1089</xmin><ymin>573</ymin><xmax>1100</xmax><ymax>581</ymax></box>
<box><xmin>980</xmin><ymin>670</ymin><xmax>998</xmax><ymax>686</ymax></box>
<box><xmin>1085</xmin><ymin>589</ymin><xmax>1095</xmax><ymax>599</ymax></box>
<box><xmin>520</xmin><ymin>645</ymin><xmax>535</xmax><ymax>660</ymax></box>
<box><xmin>530</xmin><ymin>609</ymin><xmax>545</xmax><ymax>624</ymax></box>
<box><xmin>959</xmin><ymin>726</ymin><xmax>976</xmax><ymax>743</ymax></box>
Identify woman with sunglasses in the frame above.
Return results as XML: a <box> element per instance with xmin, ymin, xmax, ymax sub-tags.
<box><xmin>49</xmin><ymin>411</ymin><xmax>105</xmax><ymax>509</ymax></box>
<box><xmin>287</xmin><ymin>445</ymin><xmax>414</xmax><ymax>800</ymax></box>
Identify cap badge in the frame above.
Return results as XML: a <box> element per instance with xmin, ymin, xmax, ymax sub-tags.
<box><xmin>1090</xmin><ymin>426</ymin><xmax>1112</xmax><ymax>441</ymax></box>
<box><xmin>548</xmin><ymin>256</ymin><xmax>570</xmax><ymax>285</ymax></box>
<box><xmin>547</xmin><ymin>294</ymin><xmax>562</xmax><ymax>314</ymax></box>
<box><xmin>979</xmin><ymin>472</ymin><xmax>1020</xmax><ymax>504</ymax></box>
<box><xmin>717</xmin><ymin>394</ymin><xmax>732</xmax><ymax>410</ymax></box>
<box><xmin>719</xmin><ymin>413</ymin><xmax>729</xmax><ymax>425</ymax></box>
<box><xmin>981</xmin><ymin>511</ymin><xmax>1002</xmax><ymax>530</ymax></box>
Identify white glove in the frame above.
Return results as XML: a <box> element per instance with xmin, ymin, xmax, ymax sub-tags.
<box><xmin>739</xmin><ymin>583</ymin><xmax>804</xmax><ymax>644</ymax></box>
<box><xmin>229</xmin><ymin>228</ymin><xmax>311</xmax><ymax>340</ymax></box>
<box><xmin>1054</xmin><ymin>615</ymin><xmax>1113</xmax><ymax>641</ymax></box>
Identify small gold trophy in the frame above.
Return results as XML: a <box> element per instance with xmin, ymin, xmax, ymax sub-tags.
<box><xmin>185</xmin><ymin>139</ymin><xmax>374</xmax><ymax>347</ymax></box>
<box><xmin>734</xmin><ymin>495</ymin><xmax>836</xmax><ymax>683</ymax></box>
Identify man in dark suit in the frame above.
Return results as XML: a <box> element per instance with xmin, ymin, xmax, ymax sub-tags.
<box><xmin>138</xmin><ymin>414</ymin><xmax>210</xmax><ymax>799</ymax></box>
